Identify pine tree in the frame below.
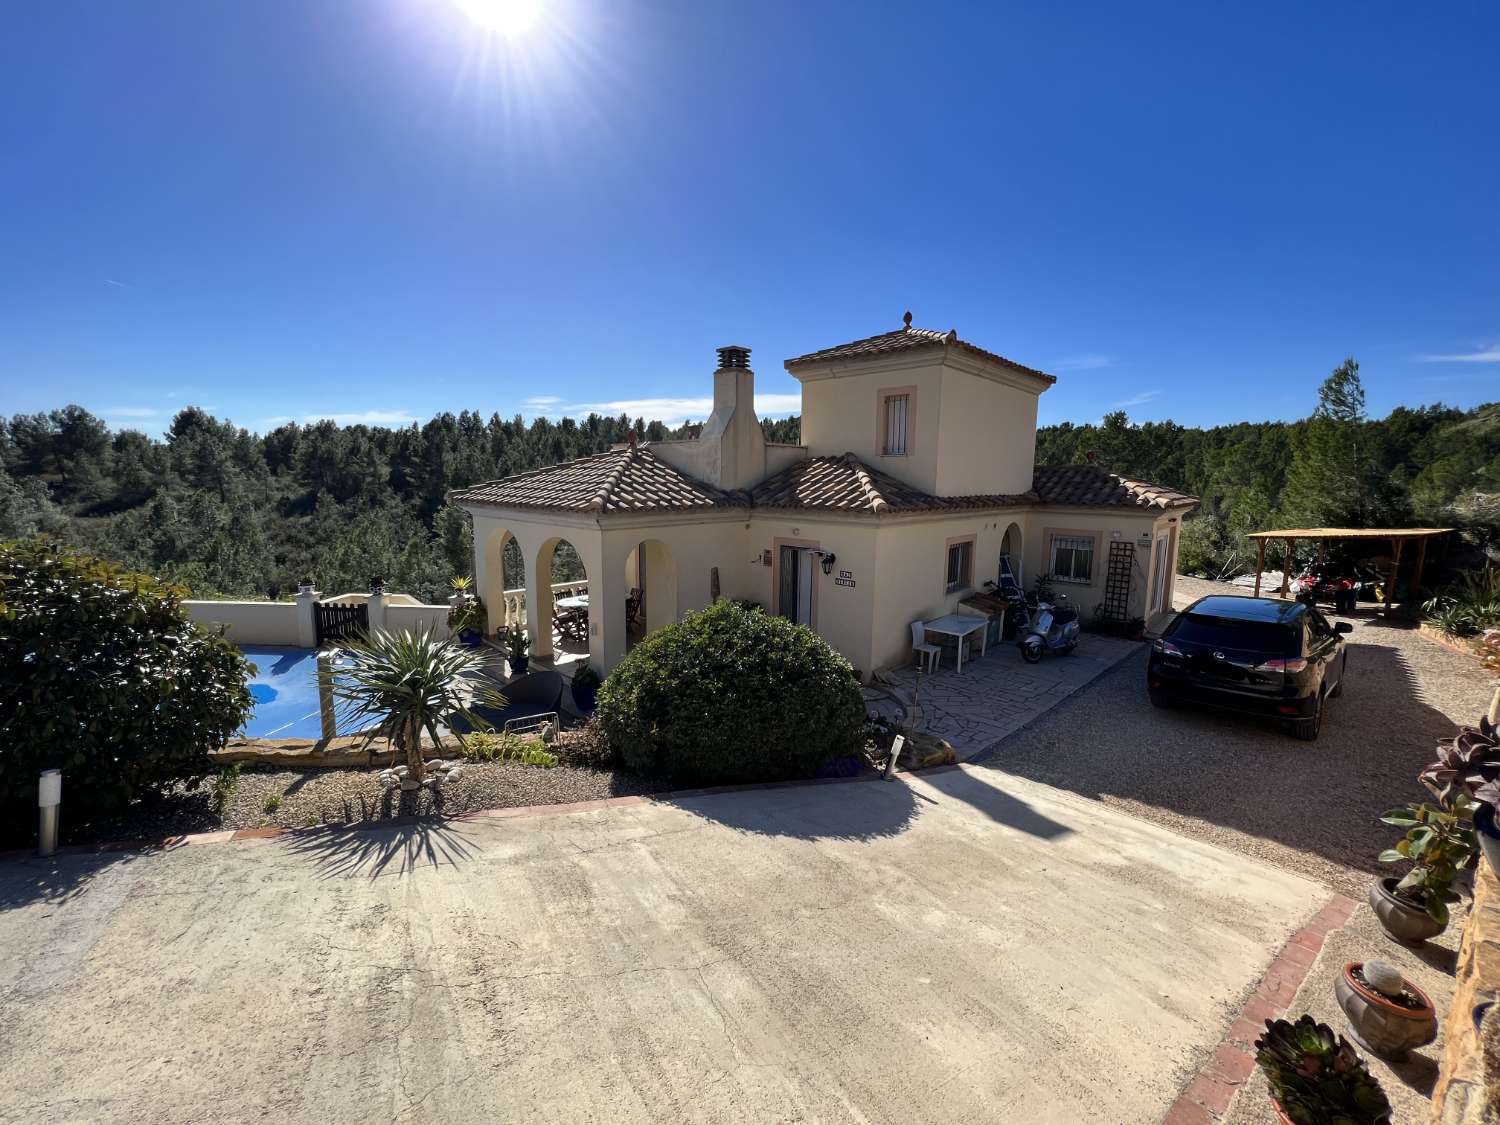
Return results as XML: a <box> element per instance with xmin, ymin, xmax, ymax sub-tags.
<box><xmin>1282</xmin><ymin>358</ymin><xmax>1380</xmax><ymax>527</ymax></box>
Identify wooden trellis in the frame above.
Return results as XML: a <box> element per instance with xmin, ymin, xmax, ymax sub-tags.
<box><xmin>1102</xmin><ymin>540</ymin><xmax>1134</xmax><ymax>622</ymax></box>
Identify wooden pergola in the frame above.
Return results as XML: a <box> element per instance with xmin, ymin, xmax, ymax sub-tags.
<box><xmin>1246</xmin><ymin>527</ymin><xmax>1453</xmax><ymax>609</ymax></box>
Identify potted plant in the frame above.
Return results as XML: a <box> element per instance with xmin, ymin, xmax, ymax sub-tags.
<box><xmin>1333</xmin><ymin>960</ymin><xmax>1437</xmax><ymax>1060</ymax></box>
<box><xmin>1421</xmin><ymin>713</ymin><xmax>1500</xmax><ymax>872</ymax></box>
<box><xmin>1370</xmin><ymin>799</ymin><xmax>1476</xmax><ymax>944</ymax></box>
<box><xmin>1254</xmin><ymin>1015</ymin><xmax>1391</xmax><ymax>1124</ymax></box>
<box><xmin>447</xmin><ymin>593</ymin><xmax>487</xmax><ymax>647</ymax></box>
<box><xmin>506</xmin><ymin>627</ymin><xmax>531</xmax><ymax>675</ymax></box>
<box><xmin>570</xmin><ymin>660</ymin><xmax>601</xmax><ymax>713</ymax></box>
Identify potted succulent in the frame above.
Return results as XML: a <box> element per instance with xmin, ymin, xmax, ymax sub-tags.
<box><xmin>506</xmin><ymin>627</ymin><xmax>531</xmax><ymax>675</ymax></box>
<box><xmin>1370</xmin><ymin>799</ymin><xmax>1476</xmax><ymax>944</ymax></box>
<box><xmin>1254</xmin><ymin>1015</ymin><xmax>1391</xmax><ymax>1125</ymax></box>
<box><xmin>1420</xmin><ymin>713</ymin><xmax>1500</xmax><ymax>872</ymax></box>
<box><xmin>570</xmin><ymin>661</ymin><xmax>601</xmax><ymax>713</ymax></box>
<box><xmin>1334</xmin><ymin>960</ymin><xmax>1437</xmax><ymax>1060</ymax></box>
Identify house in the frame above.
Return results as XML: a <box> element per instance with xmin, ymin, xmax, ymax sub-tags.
<box><xmin>452</xmin><ymin>315</ymin><xmax>1198</xmax><ymax>677</ymax></box>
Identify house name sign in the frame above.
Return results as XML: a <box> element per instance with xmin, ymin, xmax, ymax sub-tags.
<box><xmin>834</xmin><ymin>569</ymin><xmax>856</xmax><ymax>588</ymax></box>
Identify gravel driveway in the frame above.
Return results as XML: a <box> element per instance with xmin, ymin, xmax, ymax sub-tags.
<box><xmin>972</xmin><ymin>576</ymin><xmax>1495</xmax><ymax>898</ymax></box>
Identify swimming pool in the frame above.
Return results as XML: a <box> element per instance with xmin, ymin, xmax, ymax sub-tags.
<box><xmin>241</xmin><ymin>646</ymin><xmax>329</xmax><ymax>740</ymax></box>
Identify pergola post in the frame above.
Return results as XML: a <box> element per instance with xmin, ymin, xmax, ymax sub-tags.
<box><xmin>1383</xmin><ymin>537</ymin><xmax>1404</xmax><ymax>612</ymax></box>
<box><xmin>1412</xmin><ymin>536</ymin><xmax>1429</xmax><ymax>599</ymax></box>
<box><xmin>1281</xmin><ymin>537</ymin><xmax>1294</xmax><ymax>598</ymax></box>
<box><xmin>1254</xmin><ymin>538</ymin><xmax>1265</xmax><ymax>598</ymax></box>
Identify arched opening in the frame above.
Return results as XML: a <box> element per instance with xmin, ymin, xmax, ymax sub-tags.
<box><xmin>999</xmin><ymin>522</ymin><xmax>1023</xmax><ymax>592</ymax></box>
<box><xmin>624</xmin><ymin>539</ymin><xmax>678</xmax><ymax>650</ymax></box>
<box><xmin>536</xmin><ymin>537</ymin><xmax>590</xmax><ymax>667</ymax></box>
<box><xmin>481</xmin><ymin>527</ymin><xmax>525</xmax><ymax>638</ymax></box>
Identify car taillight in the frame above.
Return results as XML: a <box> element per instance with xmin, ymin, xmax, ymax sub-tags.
<box><xmin>1153</xmin><ymin>639</ymin><xmax>1182</xmax><ymax>656</ymax></box>
<box><xmin>1254</xmin><ymin>657</ymin><xmax>1308</xmax><ymax>673</ymax></box>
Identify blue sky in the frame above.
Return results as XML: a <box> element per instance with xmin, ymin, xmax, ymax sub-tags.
<box><xmin>2</xmin><ymin>1</ymin><xmax>1496</xmax><ymax>434</ymax></box>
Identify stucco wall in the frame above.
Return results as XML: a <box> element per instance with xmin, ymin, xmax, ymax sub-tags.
<box><xmin>384</xmin><ymin>603</ymin><xmax>451</xmax><ymax>638</ymax></box>
<box><xmin>1020</xmin><ymin>509</ymin><xmax>1184</xmax><ymax>622</ymax></box>
<box><xmin>184</xmin><ymin>600</ymin><xmax>299</xmax><ymax>645</ymax></box>
<box><xmin>934</xmin><ymin>367</ymin><xmax>1040</xmax><ymax>496</ymax></box>
<box><xmin>797</xmin><ymin>357</ymin><xmax>947</xmax><ymax>493</ymax></box>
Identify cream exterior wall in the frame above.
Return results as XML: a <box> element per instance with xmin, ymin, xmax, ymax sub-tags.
<box><xmin>796</xmin><ymin>356</ymin><xmax>948</xmax><ymax>493</ymax></box>
<box><xmin>933</xmin><ymin>364</ymin><xmax>1039</xmax><ymax>496</ymax></box>
<box><xmin>385</xmin><ymin>603</ymin><xmax>451</xmax><ymax>638</ymax></box>
<box><xmin>1021</xmin><ymin>509</ymin><xmax>1185</xmax><ymax>623</ymax></box>
<box><xmin>184</xmin><ymin>600</ymin><xmax>299</xmax><ymax>646</ymax></box>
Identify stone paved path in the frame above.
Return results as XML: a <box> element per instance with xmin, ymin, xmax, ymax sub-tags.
<box><xmin>877</xmin><ymin>632</ymin><xmax>1140</xmax><ymax>758</ymax></box>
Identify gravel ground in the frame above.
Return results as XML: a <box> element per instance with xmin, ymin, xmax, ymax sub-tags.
<box><xmin>972</xmin><ymin>575</ymin><xmax>1497</xmax><ymax>899</ymax></box>
<box><xmin>61</xmin><ymin>754</ymin><xmax>671</xmax><ymax>844</ymax></box>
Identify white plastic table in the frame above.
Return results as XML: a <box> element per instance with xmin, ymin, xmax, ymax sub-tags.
<box><xmin>556</xmin><ymin>594</ymin><xmax>589</xmax><ymax>610</ymax></box>
<box><xmin>922</xmin><ymin>614</ymin><xmax>989</xmax><ymax>673</ymax></box>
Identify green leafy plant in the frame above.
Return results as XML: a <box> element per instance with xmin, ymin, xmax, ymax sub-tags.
<box><xmin>506</xmin><ymin>627</ymin><xmax>531</xmax><ymax>661</ymax></box>
<box><xmin>459</xmin><ymin>730</ymin><xmax>556</xmax><ymax>767</ymax></box>
<box><xmin>263</xmin><ymin>792</ymin><xmax>283</xmax><ymax>814</ymax></box>
<box><xmin>449</xmin><ymin>576</ymin><xmax>473</xmax><ymax>593</ymax></box>
<box><xmin>446</xmin><ymin>594</ymin><xmax>486</xmax><ymax>635</ymax></box>
<box><xmin>1254</xmin><ymin>1015</ymin><xmax>1390</xmax><ymax>1124</ymax></box>
<box><xmin>1424</xmin><ymin>568</ymin><xmax>1500</xmax><ymax>636</ymax></box>
<box><xmin>571</xmin><ymin>661</ymin><xmax>601</xmax><ymax>690</ymax></box>
<box><xmin>0</xmin><ymin>538</ymin><xmax>254</xmax><ymax>844</ymax></box>
<box><xmin>596</xmin><ymin>600</ymin><xmax>864</xmax><ymax>785</ymax></box>
<box><xmin>210</xmin><ymin>764</ymin><xmax>241</xmax><ymax>815</ymax></box>
<box><xmin>1378</xmin><ymin>799</ymin><xmax>1478</xmax><ymax>926</ymax></box>
<box><xmin>324</xmin><ymin>626</ymin><xmax>506</xmax><ymax>782</ymax></box>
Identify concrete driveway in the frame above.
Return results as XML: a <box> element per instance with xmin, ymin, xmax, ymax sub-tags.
<box><xmin>0</xmin><ymin>768</ymin><xmax>1329</xmax><ymax>1124</ymax></box>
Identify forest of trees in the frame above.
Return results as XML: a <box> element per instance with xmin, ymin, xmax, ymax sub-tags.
<box><xmin>2</xmin><ymin>359</ymin><xmax>1495</xmax><ymax>601</ymax></box>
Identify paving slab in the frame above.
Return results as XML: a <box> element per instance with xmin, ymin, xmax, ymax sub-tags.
<box><xmin>1</xmin><ymin>766</ymin><xmax>1327</xmax><ymax>1124</ymax></box>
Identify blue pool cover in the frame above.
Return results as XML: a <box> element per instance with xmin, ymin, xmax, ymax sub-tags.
<box><xmin>240</xmin><ymin>646</ymin><xmax>328</xmax><ymax>740</ymax></box>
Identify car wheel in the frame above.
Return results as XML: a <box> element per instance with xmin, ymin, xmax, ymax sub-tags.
<box><xmin>1292</xmin><ymin>694</ymin><xmax>1323</xmax><ymax>742</ymax></box>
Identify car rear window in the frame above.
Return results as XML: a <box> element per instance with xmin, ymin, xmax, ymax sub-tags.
<box><xmin>1169</xmin><ymin>614</ymin><xmax>1296</xmax><ymax>655</ymax></box>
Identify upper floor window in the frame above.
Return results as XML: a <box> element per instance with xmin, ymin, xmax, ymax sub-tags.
<box><xmin>946</xmin><ymin>538</ymin><xmax>973</xmax><ymax>593</ymax></box>
<box><xmin>1050</xmin><ymin>535</ymin><xmax>1094</xmax><ymax>583</ymax></box>
<box><xmin>882</xmin><ymin>392</ymin><xmax>910</xmax><ymax>456</ymax></box>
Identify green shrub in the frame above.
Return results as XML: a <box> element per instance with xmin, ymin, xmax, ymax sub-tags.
<box><xmin>263</xmin><ymin>793</ymin><xmax>283</xmax><ymax>814</ymax></box>
<box><xmin>210</xmin><ymin>764</ymin><xmax>241</xmax><ymax>814</ymax></box>
<box><xmin>0</xmin><ymin>538</ymin><xmax>253</xmax><ymax>842</ymax></box>
<box><xmin>595</xmin><ymin>599</ymin><xmax>864</xmax><ymax>784</ymax></box>
<box><xmin>460</xmin><ymin>730</ymin><xmax>557</xmax><ymax>767</ymax></box>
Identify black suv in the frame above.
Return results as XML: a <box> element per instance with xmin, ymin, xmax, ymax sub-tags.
<box><xmin>1147</xmin><ymin>595</ymin><xmax>1351</xmax><ymax>741</ymax></box>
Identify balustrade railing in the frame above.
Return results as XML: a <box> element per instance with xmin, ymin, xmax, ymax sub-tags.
<box><xmin>497</xmin><ymin>581</ymin><xmax>588</xmax><ymax>631</ymax></box>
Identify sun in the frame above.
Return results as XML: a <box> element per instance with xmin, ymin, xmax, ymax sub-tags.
<box><xmin>453</xmin><ymin>0</ymin><xmax>542</xmax><ymax>35</ymax></box>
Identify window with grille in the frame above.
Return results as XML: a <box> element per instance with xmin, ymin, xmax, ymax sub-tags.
<box><xmin>946</xmin><ymin>539</ymin><xmax>973</xmax><ymax>592</ymax></box>
<box><xmin>883</xmin><ymin>393</ymin><xmax>909</xmax><ymax>455</ymax></box>
<box><xmin>1050</xmin><ymin>535</ymin><xmax>1095</xmax><ymax>583</ymax></box>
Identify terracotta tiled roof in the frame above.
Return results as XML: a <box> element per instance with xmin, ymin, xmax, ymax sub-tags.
<box><xmin>751</xmin><ymin>454</ymin><xmax>1036</xmax><ymax>515</ymax></box>
<box><xmin>452</xmin><ymin>446</ymin><xmax>746</xmax><ymax>514</ymax></box>
<box><xmin>784</xmin><ymin>322</ymin><xmax>1057</xmax><ymax>384</ymax></box>
<box><xmin>1032</xmin><ymin>464</ymin><xmax>1198</xmax><ymax>510</ymax></box>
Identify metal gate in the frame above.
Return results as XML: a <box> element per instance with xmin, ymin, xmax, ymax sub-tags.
<box><xmin>314</xmin><ymin>601</ymin><xmax>368</xmax><ymax>645</ymax></box>
<box><xmin>1102</xmin><ymin>540</ymin><xmax>1135</xmax><ymax>622</ymax></box>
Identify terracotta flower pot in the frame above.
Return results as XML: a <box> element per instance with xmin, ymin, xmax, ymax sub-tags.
<box><xmin>1368</xmin><ymin>877</ymin><xmax>1445</xmax><ymax>945</ymax></box>
<box><xmin>1334</xmin><ymin>962</ymin><xmax>1437</xmax><ymax>1060</ymax></box>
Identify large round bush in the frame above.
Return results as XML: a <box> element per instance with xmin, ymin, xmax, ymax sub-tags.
<box><xmin>596</xmin><ymin>599</ymin><xmax>864</xmax><ymax>784</ymax></box>
<box><xmin>0</xmin><ymin>538</ymin><xmax>253</xmax><ymax>841</ymax></box>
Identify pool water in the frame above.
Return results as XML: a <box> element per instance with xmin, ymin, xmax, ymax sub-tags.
<box><xmin>241</xmin><ymin>647</ymin><xmax>329</xmax><ymax>740</ymax></box>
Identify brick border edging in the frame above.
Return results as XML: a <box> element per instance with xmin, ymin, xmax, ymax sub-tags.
<box><xmin>1161</xmin><ymin>893</ymin><xmax>1359</xmax><ymax>1124</ymax></box>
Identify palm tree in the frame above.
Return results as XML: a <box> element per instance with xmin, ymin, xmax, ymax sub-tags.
<box><xmin>322</xmin><ymin>626</ymin><xmax>505</xmax><ymax>781</ymax></box>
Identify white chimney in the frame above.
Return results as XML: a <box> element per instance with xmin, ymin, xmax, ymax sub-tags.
<box><xmin>698</xmin><ymin>345</ymin><xmax>766</xmax><ymax>490</ymax></box>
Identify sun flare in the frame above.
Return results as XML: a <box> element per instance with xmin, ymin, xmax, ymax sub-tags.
<box><xmin>453</xmin><ymin>0</ymin><xmax>542</xmax><ymax>36</ymax></box>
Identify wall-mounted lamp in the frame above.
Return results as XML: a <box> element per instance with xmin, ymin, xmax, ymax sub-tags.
<box><xmin>819</xmin><ymin>551</ymin><xmax>837</xmax><ymax>576</ymax></box>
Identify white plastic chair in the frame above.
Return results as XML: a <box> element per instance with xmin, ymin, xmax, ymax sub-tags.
<box><xmin>910</xmin><ymin>621</ymin><xmax>941</xmax><ymax>673</ymax></box>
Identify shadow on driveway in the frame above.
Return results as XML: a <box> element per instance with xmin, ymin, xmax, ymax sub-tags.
<box><xmin>280</xmin><ymin>817</ymin><xmax>482</xmax><ymax>879</ymax></box>
<box><xmin>665</xmin><ymin>776</ymin><xmax>921</xmax><ymax>842</ymax></box>
<box><xmin>0</xmin><ymin>848</ymin><xmax>151</xmax><ymax>911</ymax></box>
<box><xmin>971</xmin><ymin>638</ymin><xmax>1464</xmax><ymax>893</ymax></box>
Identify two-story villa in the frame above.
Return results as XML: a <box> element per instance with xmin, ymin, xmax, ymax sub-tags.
<box><xmin>452</xmin><ymin>315</ymin><xmax>1197</xmax><ymax>677</ymax></box>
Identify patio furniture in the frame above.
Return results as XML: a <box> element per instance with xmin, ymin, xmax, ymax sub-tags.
<box><xmin>451</xmin><ymin>670</ymin><xmax>564</xmax><ymax>733</ymax></box>
<box><xmin>625</xmin><ymin>587</ymin><xmax>643</xmax><ymax>625</ymax></box>
<box><xmin>910</xmin><ymin>621</ymin><xmax>941</xmax><ymax>673</ymax></box>
<box><xmin>922</xmin><ymin>613</ymin><xmax>989</xmax><ymax>673</ymax></box>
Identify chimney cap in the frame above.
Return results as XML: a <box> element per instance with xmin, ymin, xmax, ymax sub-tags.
<box><xmin>715</xmin><ymin>345</ymin><xmax>752</xmax><ymax>370</ymax></box>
